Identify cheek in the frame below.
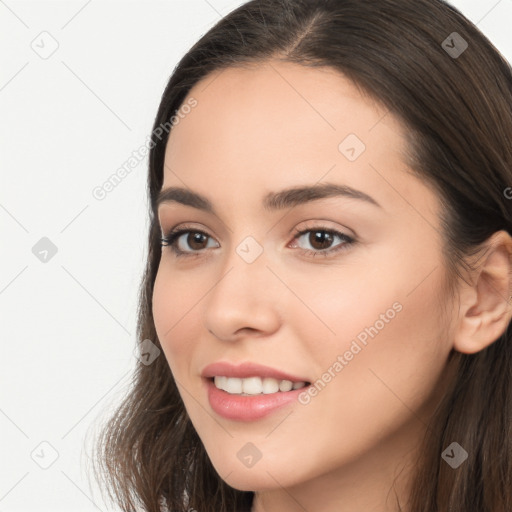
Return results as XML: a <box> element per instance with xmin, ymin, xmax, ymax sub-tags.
<box><xmin>291</xmin><ymin>246</ymin><xmax>450</xmax><ymax>421</ymax></box>
<box><xmin>283</xmin><ymin>282</ymin><xmax>449</xmax><ymax>478</ymax></box>
<box><xmin>152</xmin><ymin>264</ymin><xmax>203</xmax><ymax>372</ymax></box>
<box><xmin>278</xmin><ymin>260</ymin><xmax>402</xmax><ymax>367</ymax></box>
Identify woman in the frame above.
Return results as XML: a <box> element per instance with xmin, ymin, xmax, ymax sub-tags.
<box><xmin>95</xmin><ymin>1</ymin><xmax>512</xmax><ymax>510</ymax></box>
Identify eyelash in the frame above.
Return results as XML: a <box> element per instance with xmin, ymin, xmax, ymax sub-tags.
<box><xmin>160</xmin><ymin>224</ymin><xmax>355</xmax><ymax>259</ymax></box>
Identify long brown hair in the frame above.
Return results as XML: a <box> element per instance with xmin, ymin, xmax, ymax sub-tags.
<box><xmin>94</xmin><ymin>1</ymin><xmax>512</xmax><ymax>510</ymax></box>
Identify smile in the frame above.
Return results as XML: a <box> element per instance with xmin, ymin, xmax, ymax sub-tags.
<box><xmin>213</xmin><ymin>376</ymin><xmax>308</xmax><ymax>395</ymax></box>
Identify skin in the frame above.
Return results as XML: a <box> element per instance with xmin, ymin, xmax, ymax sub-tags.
<box><xmin>152</xmin><ymin>60</ymin><xmax>512</xmax><ymax>512</ymax></box>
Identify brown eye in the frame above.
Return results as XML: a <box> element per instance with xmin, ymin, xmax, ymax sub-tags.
<box><xmin>308</xmin><ymin>231</ymin><xmax>335</xmax><ymax>250</ymax></box>
<box><xmin>291</xmin><ymin>227</ymin><xmax>355</xmax><ymax>257</ymax></box>
<box><xmin>186</xmin><ymin>232</ymin><xmax>209</xmax><ymax>250</ymax></box>
<box><xmin>161</xmin><ymin>227</ymin><xmax>220</xmax><ymax>256</ymax></box>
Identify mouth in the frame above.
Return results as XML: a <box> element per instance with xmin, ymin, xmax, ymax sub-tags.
<box><xmin>201</xmin><ymin>361</ymin><xmax>312</xmax><ymax>420</ymax></box>
<box><xmin>204</xmin><ymin>376</ymin><xmax>312</xmax><ymax>421</ymax></box>
<box><xmin>209</xmin><ymin>376</ymin><xmax>310</xmax><ymax>396</ymax></box>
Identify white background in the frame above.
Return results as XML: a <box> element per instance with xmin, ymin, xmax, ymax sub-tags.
<box><xmin>1</xmin><ymin>0</ymin><xmax>511</xmax><ymax>510</ymax></box>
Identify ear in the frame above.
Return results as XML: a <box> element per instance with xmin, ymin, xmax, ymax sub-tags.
<box><xmin>453</xmin><ymin>230</ymin><xmax>512</xmax><ymax>354</ymax></box>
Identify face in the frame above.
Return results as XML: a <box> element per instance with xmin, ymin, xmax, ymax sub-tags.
<box><xmin>152</xmin><ymin>60</ymin><xmax>455</xmax><ymax>499</ymax></box>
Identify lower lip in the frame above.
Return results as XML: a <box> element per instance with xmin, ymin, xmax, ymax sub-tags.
<box><xmin>205</xmin><ymin>378</ymin><xmax>309</xmax><ymax>421</ymax></box>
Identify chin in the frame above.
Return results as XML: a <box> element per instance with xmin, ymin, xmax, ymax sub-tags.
<box><xmin>219</xmin><ymin>472</ymin><xmax>283</xmax><ymax>492</ymax></box>
<box><xmin>207</xmin><ymin>454</ymin><xmax>303</xmax><ymax>492</ymax></box>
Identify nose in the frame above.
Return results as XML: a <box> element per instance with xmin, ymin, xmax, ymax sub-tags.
<box><xmin>202</xmin><ymin>246</ymin><xmax>282</xmax><ymax>342</ymax></box>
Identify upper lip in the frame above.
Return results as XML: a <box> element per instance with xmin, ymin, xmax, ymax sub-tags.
<box><xmin>201</xmin><ymin>361</ymin><xmax>310</xmax><ymax>383</ymax></box>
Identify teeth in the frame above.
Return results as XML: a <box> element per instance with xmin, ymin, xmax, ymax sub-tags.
<box><xmin>262</xmin><ymin>377</ymin><xmax>279</xmax><ymax>394</ymax></box>
<box><xmin>226</xmin><ymin>377</ymin><xmax>242</xmax><ymax>394</ymax></box>
<box><xmin>280</xmin><ymin>380</ymin><xmax>293</xmax><ymax>391</ymax></box>
<box><xmin>213</xmin><ymin>376</ymin><xmax>307</xmax><ymax>395</ymax></box>
<box><xmin>243</xmin><ymin>376</ymin><xmax>263</xmax><ymax>395</ymax></box>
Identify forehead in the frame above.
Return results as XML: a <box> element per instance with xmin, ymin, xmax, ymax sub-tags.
<box><xmin>162</xmin><ymin>60</ymin><xmax>437</xmax><ymax>222</ymax></box>
<box><xmin>167</xmin><ymin>60</ymin><xmax>397</xmax><ymax>156</ymax></box>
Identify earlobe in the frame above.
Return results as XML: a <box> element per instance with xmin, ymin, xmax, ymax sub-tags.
<box><xmin>452</xmin><ymin>230</ymin><xmax>512</xmax><ymax>355</ymax></box>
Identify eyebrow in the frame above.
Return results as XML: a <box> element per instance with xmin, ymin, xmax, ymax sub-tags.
<box><xmin>155</xmin><ymin>182</ymin><xmax>382</xmax><ymax>214</ymax></box>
